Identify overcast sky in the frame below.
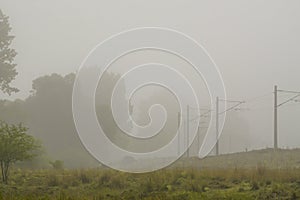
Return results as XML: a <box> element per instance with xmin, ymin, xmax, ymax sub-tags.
<box><xmin>1</xmin><ymin>0</ymin><xmax>300</xmax><ymax>151</ymax></box>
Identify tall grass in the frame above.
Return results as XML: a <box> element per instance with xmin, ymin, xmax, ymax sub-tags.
<box><xmin>0</xmin><ymin>167</ymin><xmax>299</xmax><ymax>199</ymax></box>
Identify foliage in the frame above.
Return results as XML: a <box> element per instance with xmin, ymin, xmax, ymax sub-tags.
<box><xmin>0</xmin><ymin>72</ymin><xmax>128</xmax><ymax>168</ymax></box>
<box><xmin>50</xmin><ymin>160</ymin><xmax>64</xmax><ymax>170</ymax></box>
<box><xmin>0</xmin><ymin>10</ymin><xmax>18</xmax><ymax>95</ymax></box>
<box><xmin>0</xmin><ymin>122</ymin><xmax>40</xmax><ymax>183</ymax></box>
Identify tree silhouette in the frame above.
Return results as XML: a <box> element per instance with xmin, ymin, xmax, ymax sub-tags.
<box><xmin>0</xmin><ymin>10</ymin><xmax>18</xmax><ymax>95</ymax></box>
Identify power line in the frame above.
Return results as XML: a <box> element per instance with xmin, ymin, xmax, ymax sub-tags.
<box><xmin>219</xmin><ymin>101</ymin><xmax>245</xmax><ymax>115</ymax></box>
<box><xmin>277</xmin><ymin>94</ymin><xmax>300</xmax><ymax>108</ymax></box>
<box><xmin>274</xmin><ymin>86</ymin><xmax>300</xmax><ymax>149</ymax></box>
<box><xmin>277</xmin><ymin>89</ymin><xmax>300</xmax><ymax>94</ymax></box>
<box><xmin>215</xmin><ymin>97</ymin><xmax>245</xmax><ymax>155</ymax></box>
<box><xmin>278</xmin><ymin>102</ymin><xmax>300</xmax><ymax>108</ymax></box>
<box><xmin>179</xmin><ymin>86</ymin><xmax>300</xmax><ymax>157</ymax></box>
<box><xmin>219</xmin><ymin>99</ymin><xmax>244</xmax><ymax>103</ymax></box>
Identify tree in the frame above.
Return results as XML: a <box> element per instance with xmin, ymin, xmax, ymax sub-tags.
<box><xmin>0</xmin><ymin>121</ymin><xmax>40</xmax><ymax>184</ymax></box>
<box><xmin>0</xmin><ymin>72</ymin><xmax>129</xmax><ymax>168</ymax></box>
<box><xmin>0</xmin><ymin>10</ymin><xmax>18</xmax><ymax>95</ymax></box>
<box><xmin>25</xmin><ymin>73</ymin><xmax>96</xmax><ymax>168</ymax></box>
<box><xmin>24</xmin><ymin>72</ymin><xmax>128</xmax><ymax>167</ymax></box>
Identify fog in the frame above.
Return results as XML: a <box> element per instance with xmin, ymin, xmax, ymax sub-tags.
<box><xmin>1</xmin><ymin>0</ymin><xmax>300</xmax><ymax>167</ymax></box>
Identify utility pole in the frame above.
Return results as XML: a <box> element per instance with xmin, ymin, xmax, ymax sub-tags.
<box><xmin>274</xmin><ymin>85</ymin><xmax>278</xmax><ymax>149</ymax></box>
<box><xmin>187</xmin><ymin>98</ymin><xmax>244</xmax><ymax>157</ymax></box>
<box><xmin>216</xmin><ymin>98</ymin><xmax>245</xmax><ymax>156</ymax></box>
<box><xmin>177</xmin><ymin>112</ymin><xmax>180</xmax><ymax>156</ymax></box>
<box><xmin>197</xmin><ymin>127</ymin><xmax>200</xmax><ymax>153</ymax></box>
<box><xmin>186</xmin><ymin>105</ymin><xmax>190</xmax><ymax>158</ymax></box>
<box><xmin>274</xmin><ymin>86</ymin><xmax>300</xmax><ymax>150</ymax></box>
<box><xmin>216</xmin><ymin>97</ymin><xmax>219</xmax><ymax>156</ymax></box>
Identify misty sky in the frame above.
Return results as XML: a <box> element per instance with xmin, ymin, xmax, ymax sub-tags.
<box><xmin>1</xmin><ymin>0</ymin><xmax>300</xmax><ymax>151</ymax></box>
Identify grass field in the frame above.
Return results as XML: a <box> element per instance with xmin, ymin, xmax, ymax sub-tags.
<box><xmin>1</xmin><ymin>149</ymin><xmax>300</xmax><ymax>200</ymax></box>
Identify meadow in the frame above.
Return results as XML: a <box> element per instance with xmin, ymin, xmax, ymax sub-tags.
<box><xmin>1</xmin><ymin>149</ymin><xmax>300</xmax><ymax>200</ymax></box>
<box><xmin>1</xmin><ymin>166</ymin><xmax>299</xmax><ymax>199</ymax></box>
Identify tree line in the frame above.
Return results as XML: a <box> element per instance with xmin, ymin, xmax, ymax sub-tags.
<box><xmin>0</xmin><ymin>9</ymin><xmax>130</xmax><ymax>184</ymax></box>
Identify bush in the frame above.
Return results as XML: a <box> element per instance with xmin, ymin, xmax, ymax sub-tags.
<box><xmin>50</xmin><ymin>160</ymin><xmax>64</xmax><ymax>170</ymax></box>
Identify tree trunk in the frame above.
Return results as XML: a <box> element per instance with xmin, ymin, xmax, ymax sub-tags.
<box><xmin>0</xmin><ymin>161</ymin><xmax>10</xmax><ymax>184</ymax></box>
<box><xmin>0</xmin><ymin>161</ymin><xmax>5</xmax><ymax>183</ymax></box>
<box><xmin>3</xmin><ymin>162</ymin><xmax>9</xmax><ymax>184</ymax></box>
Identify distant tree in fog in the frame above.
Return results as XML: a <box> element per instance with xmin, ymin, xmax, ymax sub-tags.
<box><xmin>0</xmin><ymin>71</ymin><xmax>128</xmax><ymax>168</ymax></box>
<box><xmin>0</xmin><ymin>10</ymin><xmax>18</xmax><ymax>95</ymax></box>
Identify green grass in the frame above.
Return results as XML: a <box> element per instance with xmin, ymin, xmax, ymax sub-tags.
<box><xmin>1</xmin><ymin>148</ymin><xmax>300</xmax><ymax>199</ymax></box>
<box><xmin>0</xmin><ymin>167</ymin><xmax>299</xmax><ymax>200</ymax></box>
